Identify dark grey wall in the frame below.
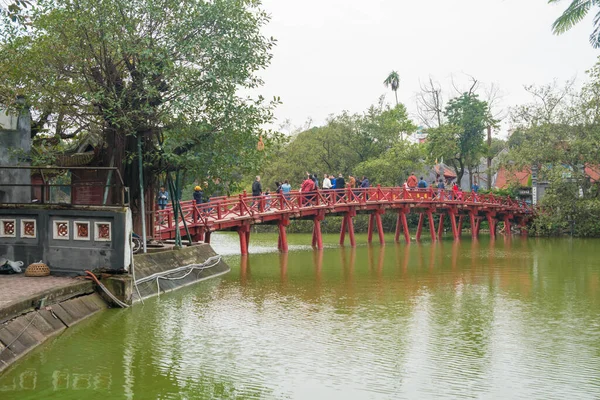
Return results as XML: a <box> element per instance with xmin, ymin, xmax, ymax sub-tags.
<box><xmin>0</xmin><ymin>205</ymin><xmax>131</xmax><ymax>276</ymax></box>
<box><xmin>0</xmin><ymin>106</ymin><xmax>31</xmax><ymax>203</ymax></box>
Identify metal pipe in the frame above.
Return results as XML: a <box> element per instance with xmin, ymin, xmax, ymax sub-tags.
<box><xmin>138</xmin><ymin>135</ymin><xmax>147</xmax><ymax>253</ymax></box>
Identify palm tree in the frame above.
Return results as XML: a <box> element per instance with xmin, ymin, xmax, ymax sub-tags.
<box><xmin>550</xmin><ymin>0</ymin><xmax>600</xmax><ymax>48</ymax></box>
<box><xmin>383</xmin><ymin>71</ymin><xmax>400</xmax><ymax>106</ymax></box>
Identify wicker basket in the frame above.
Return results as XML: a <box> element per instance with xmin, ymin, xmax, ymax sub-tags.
<box><xmin>25</xmin><ymin>262</ymin><xmax>51</xmax><ymax>277</ymax></box>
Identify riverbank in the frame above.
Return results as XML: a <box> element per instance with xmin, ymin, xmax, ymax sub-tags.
<box><xmin>0</xmin><ymin>244</ymin><xmax>230</xmax><ymax>375</ymax></box>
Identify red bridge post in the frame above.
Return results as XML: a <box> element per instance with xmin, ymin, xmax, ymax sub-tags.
<box><xmin>437</xmin><ymin>214</ymin><xmax>445</xmax><ymax>239</ymax></box>
<box><xmin>375</xmin><ymin>210</ymin><xmax>385</xmax><ymax>245</ymax></box>
<box><xmin>395</xmin><ymin>208</ymin><xmax>410</xmax><ymax>244</ymax></box>
<box><xmin>486</xmin><ymin>212</ymin><xmax>497</xmax><ymax>239</ymax></box>
<box><xmin>312</xmin><ymin>212</ymin><xmax>324</xmax><ymax>250</ymax></box>
<box><xmin>340</xmin><ymin>209</ymin><xmax>357</xmax><ymax>247</ymax></box>
<box><xmin>278</xmin><ymin>217</ymin><xmax>290</xmax><ymax>253</ymax></box>
<box><xmin>237</xmin><ymin>225</ymin><xmax>250</xmax><ymax>255</ymax></box>
<box><xmin>457</xmin><ymin>215</ymin><xmax>464</xmax><ymax>237</ymax></box>
<box><xmin>503</xmin><ymin>215</ymin><xmax>512</xmax><ymax>236</ymax></box>
<box><xmin>449</xmin><ymin>208</ymin><xmax>459</xmax><ymax>240</ymax></box>
<box><xmin>367</xmin><ymin>214</ymin><xmax>374</xmax><ymax>243</ymax></box>
<box><xmin>427</xmin><ymin>209</ymin><xmax>436</xmax><ymax>241</ymax></box>
<box><xmin>416</xmin><ymin>213</ymin><xmax>424</xmax><ymax>241</ymax></box>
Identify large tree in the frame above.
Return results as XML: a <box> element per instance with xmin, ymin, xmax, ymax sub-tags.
<box><xmin>507</xmin><ymin>62</ymin><xmax>600</xmax><ymax>236</ymax></box>
<box><xmin>0</xmin><ymin>0</ymin><xmax>276</xmax><ymax>210</ymax></box>
<box><xmin>427</xmin><ymin>93</ymin><xmax>491</xmax><ymax>184</ymax></box>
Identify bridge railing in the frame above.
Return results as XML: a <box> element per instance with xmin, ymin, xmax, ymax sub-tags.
<box><xmin>153</xmin><ymin>186</ymin><xmax>533</xmax><ymax>237</ymax></box>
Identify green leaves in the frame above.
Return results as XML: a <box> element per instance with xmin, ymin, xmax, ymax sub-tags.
<box><xmin>0</xmin><ymin>0</ymin><xmax>277</xmax><ymax>198</ymax></box>
<box><xmin>550</xmin><ymin>0</ymin><xmax>600</xmax><ymax>48</ymax></box>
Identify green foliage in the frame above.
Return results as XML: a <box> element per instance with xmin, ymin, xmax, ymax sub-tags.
<box><xmin>0</xmin><ymin>0</ymin><xmax>277</xmax><ymax>205</ymax></box>
<box><xmin>383</xmin><ymin>71</ymin><xmax>400</xmax><ymax>104</ymax></box>
<box><xmin>261</xmin><ymin>100</ymin><xmax>418</xmax><ymax>188</ymax></box>
<box><xmin>426</xmin><ymin>93</ymin><xmax>492</xmax><ymax>183</ymax></box>
<box><xmin>507</xmin><ymin>60</ymin><xmax>600</xmax><ymax>237</ymax></box>
<box><xmin>550</xmin><ymin>0</ymin><xmax>600</xmax><ymax>48</ymax></box>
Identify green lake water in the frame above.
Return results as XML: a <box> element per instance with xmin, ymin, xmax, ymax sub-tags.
<box><xmin>1</xmin><ymin>233</ymin><xmax>599</xmax><ymax>399</ymax></box>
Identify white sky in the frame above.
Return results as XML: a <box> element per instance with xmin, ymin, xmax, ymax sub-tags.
<box><xmin>257</xmin><ymin>0</ymin><xmax>599</xmax><ymax>135</ymax></box>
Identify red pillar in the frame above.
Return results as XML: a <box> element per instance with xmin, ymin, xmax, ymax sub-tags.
<box><xmin>340</xmin><ymin>215</ymin><xmax>347</xmax><ymax>245</ymax></box>
<box><xmin>401</xmin><ymin>211</ymin><xmax>410</xmax><ymax>244</ymax></box>
<box><xmin>470</xmin><ymin>212</ymin><xmax>477</xmax><ymax>239</ymax></box>
<box><xmin>375</xmin><ymin>212</ymin><xmax>385</xmax><ymax>245</ymax></box>
<box><xmin>475</xmin><ymin>218</ymin><xmax>481</xmax><ymax>237</ymax></box>
<box><xmin>437</xmin><ymin>214</ymin><xmax>445</xmax><ymax>239</ymax></box>
<box><xmin>427</xmin><ymin>210</ymin><xmax>436</xmax><ymax>241</ymax></box>
<box><xmin>312</xmin><ymin>218</ymin><xmax>323</xmax><ymax>249</ymax></box>
<box><xmin>457</xmin><ymin>216</ymin><xmax>463</xmax><ymax>237</ymax></box>
<box><xmin>416</xmin><ymin>213</ymin><xmax>424</xmax><ymax>241</ymax></box>
<box><xmin>520</xmin><ymin>219</ymin><xmax>528</xmax><ymax>236</ymax></box>
<box><xmin>449</xmin><ymin>211</ymin><xmax>459</xmax><ymax>240</ymax></box>
<box><xmin>503</xmin><ymin>215</ymin><xmax>512</xmax><ymax>236</ymax></box>
<box><xmin>238</xmin><ymin>227</ymin><xmax>248</xmax><ymax>256</ymax></box>
<box><xmin>347</xmin><ymin>214</ymin><xmax>356</xmax><ymax>247</ymax></box>
<box><xmin>367</xmin><ymin>214</ymin><xmax>375</xmax><ymax>243</ymax></box>
<box><xmin>394</xmin><ymin>212</ymin><xmax>402</xmax><ymax>243</ymax></box>
<box><xmin>278</xmin><ymin>222</ymin><xmax>288</xmax><ymax>253</ymax></box>
<box><xmin>487</xmin><ymin>213</ymin><xmax>496</xmax><ymax>239</ymax></box>
<box><xmin>205</xmin><ymin>231</ymin><xmax>212</xmax><ymax>244</ymax></box>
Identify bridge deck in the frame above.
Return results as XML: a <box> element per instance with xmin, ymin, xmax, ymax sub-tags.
<box><xmin>152</xmin><ymin>186</ymin><xmax>533</xmax><ymax>253</ymax></box>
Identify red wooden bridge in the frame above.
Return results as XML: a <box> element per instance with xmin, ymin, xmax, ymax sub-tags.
<box><xmin>154</xmin><ymin>186</ymin><xmax>534</xmax><ymax>255</ymax></box>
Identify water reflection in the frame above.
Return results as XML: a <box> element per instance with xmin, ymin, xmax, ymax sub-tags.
<box><xmin>1</xmin><ymin>237</ymin><xmax>600</xmax><ymax>399</ymax></box>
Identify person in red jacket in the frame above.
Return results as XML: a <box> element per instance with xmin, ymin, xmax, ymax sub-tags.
<box><xmin>301</xmin><ymin>175</ymin><xmax>316</xmax><ymax>206</ymax></box>
<box><xmin>407</xmin><ymin>172</ymin><xmax>418</xmax><ymax>189</ymax></box>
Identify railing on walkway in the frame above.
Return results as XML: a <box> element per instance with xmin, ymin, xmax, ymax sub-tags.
<box><xmin>0</xmin><ymin>166</ymin><xmax>128</xmax><ymax>206</ymax></box>
<box><xmin>153</xmin><ymin>186</ymin><xmax>533</xmax><ymax>238</ymax></box>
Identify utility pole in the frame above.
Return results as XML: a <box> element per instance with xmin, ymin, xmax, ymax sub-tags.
<box><xmin>487</xmin><ymin>125</ymin><xmax>492</xmax><ymax>190</ymax></box>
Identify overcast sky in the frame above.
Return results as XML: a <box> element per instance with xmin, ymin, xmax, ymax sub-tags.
<box><xmin>256</xmin><ymin>0</ymin><xmax>598</xmax><ymax>135</ymax></box>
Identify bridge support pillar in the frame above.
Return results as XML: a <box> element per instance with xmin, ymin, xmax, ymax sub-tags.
<box><xmin>457</xmin><ymin>216</ymin><xmax>464</xmax><ymax>237</ymax></box>
<box><xmin>486</xmin><ymin>213</ymin><xmax>497</xmax><ymax>239</ymax></box>
<box><xmin>416</xmin><ymin>213</ymin><xmax>424</xmax><ymax>241</ymax></box>
<box><xmin>427</xmin><ymin>210</ymin><xmax>436</xmax><ymax>241</ymax></box>
<box><xmin>368</xmin><ymin>211</ymin><xmax>385</xmax><ymax>245</ymax></box>
<box><xmin>312</xmin><ymin>215</ymin><xmax>324</xmax><ymax>250</ymax></box>
<box><xmin>204</xmin><ymin>230</ymin><xmax>212</xmax><ymax>244</ymax></box>
<box><xmin>437</xmin><ymin>214</ymin><xmax>445</xmax><ymax>239</ymax></box>
<box><xmin>340</xmin><ymin>210</ymin><xmax>356</xmax><ymax>247</ymax></box>
<box><xmin>278</xmin><ymin>218</ymin><xmax>290</xmax><ymax>253</ymax></box>
<box><xmin>449</xmin><ymin>209</ymin><xmax>459</xmax><ymax>241</ymax></box>
<box><xmin>519</xmin><ymin>219</ymin><xmax>528</xmax><ymax>236</ymax></box>
<box><xmin>237</xmin><ymin>225</ymin><xmax>250</xmax><ymax>255</ymax></box>
<box><xmin>469</xmin><ymin>211</ymin><xmax>478</xmax><ymax>239</ymax></box>
<box><xmin>395</xmin><ymin>209</ymin><xmax>410</xmax><ymax>244</ymax></box>
<box><xmin>475</xmin><ymin>218</ymin><xmax>482</xmax><ymax>237</ymax></box>
<box><xmin>503</xmin><ymin>215</ymin><xmax>512</xmax><ymax>236</ymax></box>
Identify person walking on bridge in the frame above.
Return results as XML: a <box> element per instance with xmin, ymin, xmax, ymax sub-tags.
<box><xmin>407</xmin><ymin>173</ymin><xmax>418</xmax><ymax>189</ymax></box>
<box><xmin>301</xmin><ymin>175</ymin><xmax>316</xmax><ymax>206</ymax></box>
<box><xmin>418</xmin><ymin>177</ymin><xmax>428</xmax><ymax>188</ymax></box>
<box><xmin>252</xmin><ymin>176</ymin><xmax>262</xmax><ymax>197</ymax></box>
<box><xmin>281</xmin><ymin>180</ymin><xmax>291</xmax><ymax>200</ymax></box>
<box><xmin>322</xmin><ymin>174</ymin><xmax>332</xmax><ymax>190</ymax></box>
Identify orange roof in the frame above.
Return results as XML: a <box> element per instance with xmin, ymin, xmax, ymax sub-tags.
<box><xmin>586</xmin><ymin>165</ymin><xmax>600</xmax><ymax>183</ymax></box>
<box><xmin>434</xmin><ymin>164</ymin><xmax>457</xmax><ymax>179</ymax></box>
<box><xmin>495</xmin><ymin>167</ymin><xmax>530</xmax><ymax>189</ymax></box>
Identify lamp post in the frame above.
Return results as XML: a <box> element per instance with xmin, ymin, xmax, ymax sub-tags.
<box><xmin>531</xmin><ymin>164</ymin><xmax>538</xmax><ymax>205</ymax></box>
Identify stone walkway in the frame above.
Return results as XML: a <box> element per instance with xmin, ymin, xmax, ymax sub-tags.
<box><xmin>0</xmin><ymin>275</ymin><xmax>93</xmax><ymax>323</ymax></box>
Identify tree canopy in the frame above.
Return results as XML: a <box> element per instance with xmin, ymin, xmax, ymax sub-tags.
<box><xmin>426</xmin><ymin>92</ymin><xmax>492</xmax><ymax>184</ymax></box>
<box><xmin>0</xmin><ymin>0</ymin><xmax>278</xmax><ymax>205</ymax></box>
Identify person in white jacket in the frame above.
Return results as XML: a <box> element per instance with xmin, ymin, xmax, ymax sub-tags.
<box><xmin>322</xmin><ymin>173</ymin><xmax>332</xmax><ymax>189</ymax></box>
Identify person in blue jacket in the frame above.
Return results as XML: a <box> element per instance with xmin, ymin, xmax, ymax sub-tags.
<box><xmin>417</xmin><ymin>177</ymin><xmax>428</xmax><ymax>188</ymax></box>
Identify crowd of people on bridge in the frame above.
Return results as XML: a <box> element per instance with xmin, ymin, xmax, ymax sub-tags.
<box><xmin>157</xmin><ymin>171</ymin><xmax>482</xmax><ymax>211</ymax></box>
<box><xmin>249</xmin><ymin>171</ymin><xmax>481</xmax><ymax>206</ymax></box>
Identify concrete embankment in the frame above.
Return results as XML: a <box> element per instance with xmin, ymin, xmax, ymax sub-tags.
<box><xmin>0</xmin><ymin>293</ymin><xmax>107</xmax><ymax>373</ymax></box>
<box><xmin>0</xmin><ymin>244</ymin><xmax>230</xmax><ymax>375</ymax></box>
<box><xmin>131</xmin><ymin>244</ymin><xmax>230</xmax><ymax>302</ymax></box>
